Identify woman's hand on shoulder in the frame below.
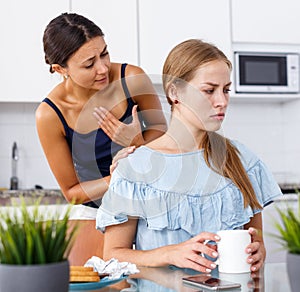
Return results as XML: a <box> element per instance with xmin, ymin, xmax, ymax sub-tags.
<box><xmin>110</xmin><ymin>146</ymin><xmax>136</xmax><ymax>174</ymax></box>
<box><xmin>165</xmin><ymin>232</ymin><xmax>220</xmax><ymax>273</ymax></box>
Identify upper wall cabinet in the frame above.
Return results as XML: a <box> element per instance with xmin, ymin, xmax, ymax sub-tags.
<box><xmin>0</xmin><ymin>0</ymin><xmax>69</xmax><ymax>102</ymax></box>
<box><xmin>231</xmin><ymin>0</ymin><xmax>300</xmax><ymax>44</ymax></box>
<box><xmin>138</xmin><ymin>0</ymin><xmax>232</xmax><ymax>80</ymax></box>
<box><xmin>71</xmin><ymin>0</ymin><xmax>138</xmax><ymax>65</ymax></box>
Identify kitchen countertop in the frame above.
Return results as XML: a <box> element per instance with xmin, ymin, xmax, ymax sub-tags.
<box><xmin>131</xmin><ymin>263</ymin><xmax>291</xmax><ymax>291</ymax></box>
<box><xmin>0</xmin><ymin>189</ymin><xmax>67</xmax><ymax>206</ymax></box>
<box><xmin>86</xmin><ymin>262</ymin><xmax>291</xmax><ymax>291</ymax></box>
<box><xmin>0</xmin><ymin>189</ymin><xmax>97</xmax><ymax>220</ymax></box>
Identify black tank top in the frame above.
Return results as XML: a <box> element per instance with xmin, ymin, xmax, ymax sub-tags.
<box><xmin>43</xmin><ymin>64</ymin><xmax>138</xmax><ymax>208</ymax></box>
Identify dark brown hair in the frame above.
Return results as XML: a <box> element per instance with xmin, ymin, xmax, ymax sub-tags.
<box><xmin>163</xmin><ymin>39</ymin><xmax>261</xmax><ymax>209</ymax></box>
<box><xmin>43</xmin><ymin>13</ymin><xmax>104</xmax><ymax>73</ymax></box>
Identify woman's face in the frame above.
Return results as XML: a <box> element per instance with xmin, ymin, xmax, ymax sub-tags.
<box><xmin>66</xmin><ymin>36</ymin><xmax>111</xmax><ymax>91</ymax></box>
<box><xmin>176</xmin><ymin>60</ymin><xmax>231</xmax><ymax>133</ymax></box>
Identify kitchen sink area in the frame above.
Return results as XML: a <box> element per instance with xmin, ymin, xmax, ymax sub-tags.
<box><xmin>0</xmin><ymin>189</ymin><xmax>67</xmax><ymax>206</ymax></box>
<box><xmin>0</xmin><ymin>189</ymin><xmax>79</xmax><ymax>222</ymax></box>
<box><xmin>0</xmin><ymin>189</ymin><xmax>89</xmax><ymax>221</ymax></box>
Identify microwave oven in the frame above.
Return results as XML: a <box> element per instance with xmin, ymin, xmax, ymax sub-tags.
<box><xmin>234</xmin><ymin>52</ymin><xmax>299</xmax><ymax>94</ymax></box>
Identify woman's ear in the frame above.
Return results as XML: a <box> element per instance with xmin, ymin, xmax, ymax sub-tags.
<box><xmin>168</xmin><ymin>84</ymin><xmax>178</xmax><ymax>102</ymax></box>
<box><xmin>51</xmin><ymin>64</ymin><xmax>67</xmax><ymax>75</ymax></box>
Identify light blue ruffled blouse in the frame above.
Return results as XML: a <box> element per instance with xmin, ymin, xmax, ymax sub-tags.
<box><xmin>96</xmin><ymin>140</ymin><xmax>282</xmax><ymax>251</ymax></box>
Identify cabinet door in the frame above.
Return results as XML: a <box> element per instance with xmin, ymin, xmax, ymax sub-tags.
<box><xmin>138</xmin><ymin>0</ymin><xmax>232</xmax><ymax>78</ymax></box>
<box><xmin>0</xmin><ymin>0</ymin><xmax>69</xmax><ymax>102</ymax></box>
<box><xmin>71</xmin><ymin>0</ymin><xmax>138</xmax><ymax>65</ymax></box>
<box><xmin>231</xmin><ymin>0</ymin><xmax>300</xmax><ymax>44</ymax></box>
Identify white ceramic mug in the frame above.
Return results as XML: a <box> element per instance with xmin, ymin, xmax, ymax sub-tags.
<box><xmin>216</xmin><ymin>230</ymin><xmax>251</xmax><ymax>273</ymax></box>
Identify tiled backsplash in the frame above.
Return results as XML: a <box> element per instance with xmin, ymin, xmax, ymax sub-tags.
<box><xmin>0</xmin><ymin>97</ymin><xmax>300</xmax><ymax>189</ymax></box>
<box><xmin>224</xmin><ymin>98</ymin><xmax>300</xmax><ymax>186</ymax></box>
<box><xmin>0</xmin><ymin>103</ymin><xmax>58</xmax><ymax>189</ymax></box>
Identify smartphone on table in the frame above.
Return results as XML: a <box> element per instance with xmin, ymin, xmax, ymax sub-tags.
<box><xmin>182</xmin><ymin>274</ymin><xmax>241</xmax><ymax>290</ymax></box>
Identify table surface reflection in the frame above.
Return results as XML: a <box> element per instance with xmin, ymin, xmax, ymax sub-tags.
<box><xmin>70</xmin><ymin>263</ymin><xmax>291</xmax><ymax>292</ymax></box>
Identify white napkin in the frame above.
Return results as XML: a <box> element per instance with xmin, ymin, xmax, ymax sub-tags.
<box><xmin>84</xmin><ymin>256</ymin><xmax>140</xmax><ymax>279</ymax></box>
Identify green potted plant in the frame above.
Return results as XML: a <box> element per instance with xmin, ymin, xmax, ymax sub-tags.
<box><xmin>0</xmin><ymin>198</ymin><xmax>78</xmax><ymax>292</ymax></box>
<box><xmin>272</xmin><ymin>196</ymin><xmax>300</xmax><ymax>292</ymax></box>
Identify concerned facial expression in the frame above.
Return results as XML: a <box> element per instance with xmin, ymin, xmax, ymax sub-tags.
<box><xmin>66</xmin><ymin>36</ymin><xmax>111</xmax><ymax>91</ymax></box>
<box><xmin>176</xmin><ymin>60</ymin><xmax>231</xmax><ymax>133</ymax></box>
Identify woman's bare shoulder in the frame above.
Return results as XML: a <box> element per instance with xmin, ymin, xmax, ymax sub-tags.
<box><xmin>125</xmin><ymin>64</ymin><xmax>145</xmax><ymax>76</ymax></box>
<box><xmin>35</xmin><ymin>99</ymin><xmax>58</xmax><ymax>124</ymax></box>
<box><xmin>110</xmin><ymin>62</ymin><xmax>145</xmax><ymax>77</ymax></box>
<box><xmin>110</xmin><ymin>63</ymin><xmax>154</xmax><ymax>98</ymax></box>
<box><xmin>35</xmin><ymin>84</ymin><xmax>66</xmax><ymax>124</ymax></box>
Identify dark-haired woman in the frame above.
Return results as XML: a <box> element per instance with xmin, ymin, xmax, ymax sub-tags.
<box><xmin>36</xmin><ymin>12</ymin><xmax>166</xmax><ymax>265</ymax></box>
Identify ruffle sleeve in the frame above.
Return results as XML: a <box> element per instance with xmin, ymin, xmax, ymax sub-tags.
<box><xmin>246</xmin><ymin>159</ymin><xmax>282</xmax><ymax>207</ymax></box>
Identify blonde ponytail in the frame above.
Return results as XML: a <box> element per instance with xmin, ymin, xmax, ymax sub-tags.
<box><xmin>202</xmin><ymin>132</ymin><xmax>262</xmax><ymax>209</ymax></box>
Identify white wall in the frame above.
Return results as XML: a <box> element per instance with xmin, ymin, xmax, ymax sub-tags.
<box><xmin>225</xmin><ymin>99</ymin><xmax>300</xmax><ymax>185</ymax></box>
<box><xmin>224</xmin><ymin>101</ymin><xmax>285</xmax><ymax>181</ymax></box>
<box><xmin>282</xmin><ymin>99</ymin><xmax>300</xmax><ymax>183</ymax></box>
<box><xmin>0</xmin><ymin>96</ymin><xmax>300</xmax><ymax>189</ymax></box>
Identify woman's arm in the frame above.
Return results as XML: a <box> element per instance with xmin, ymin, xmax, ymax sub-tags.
<box><xmin>103</xmin><ymin>218</ymin><xmax>219</xmax><ymax>273</ymax></box>
<box><xmin>35</xmin><ymin>103</ymin><xmax>109</xmax><ymax>203</ymax></box>
<box><xmin>245</xmin><ymin>212</ymin><xmax>266</xmax><ymax>272</ymax></box>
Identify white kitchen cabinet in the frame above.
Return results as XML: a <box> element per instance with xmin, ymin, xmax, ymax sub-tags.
<box><xmin>138</xmin><ymin>0</ymin><xmax>232</xmax><ymax>80</ymax></box>
<box><xmin>71</xmin><ymin>0</ymin><xmax>138</xmax><ymax>65</ymax></box>
<box><xmin>231</xmin><ymin>0</ymin><xmax>300</xmax><ymax>44</ymax></box>
<box><xmin>0</xmin><ymin>0</ymin><xmax>69</xmax><ymax>102</ymax></box>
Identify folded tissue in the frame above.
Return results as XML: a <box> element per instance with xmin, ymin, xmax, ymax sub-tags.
<box><xmin>84</xmin><ymin>256</ymin><xmax>140</xmax><ymax>279</ymax></box>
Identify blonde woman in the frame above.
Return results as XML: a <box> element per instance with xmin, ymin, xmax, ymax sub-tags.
<box><xmin>96</xmin><ymin>39</ymin><xmax>282</xmax><ymax>273</ymax></box>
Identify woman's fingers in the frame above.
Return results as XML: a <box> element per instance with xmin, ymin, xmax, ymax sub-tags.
<box><xmin>110</xmin><ymin>146</ymin><xmax>136</xmax><ymax>174</ymax></box>
<box><xmin>168</xmin><ymin>233</ymin><xmax>220</xmax><ymax>273</ymax></box>
<box><xmin>112</xmin><ymin>146</ymin><xmax>136</xmax><ymax>163</ymax></box>
<box><xmin>131</xmin><ymin>105</ymin><xmax>139</xmax><ymax>123</ymax></box>
<box><xmin>246</xmin><ymin>227</ymin><xmax>266</xmax><ymax>272</ymax></box>
<box><xmin>93</xmin><ymin>106</ymin><xmax>142</xmax><ymax>147</ymax></box>
<box><xmin>94</xmin><ymin>107</ymin><xmax>120</xmax><ymax>132</ymax></box>
<box><xmin>189</xmin><ymin>232</ymin><xmax>221</xmax><ymax>244</ymax></box>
